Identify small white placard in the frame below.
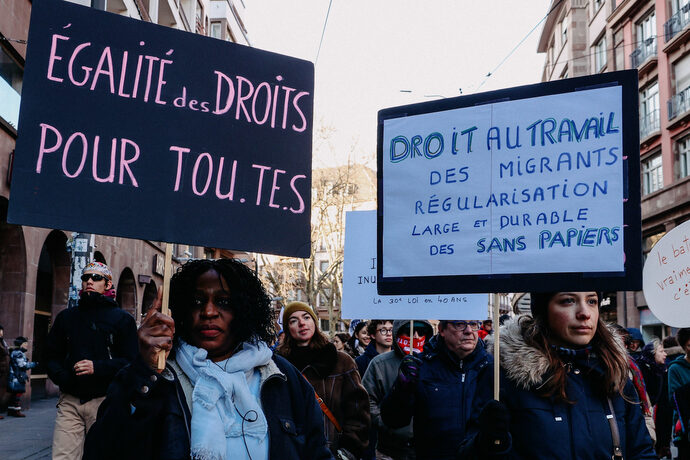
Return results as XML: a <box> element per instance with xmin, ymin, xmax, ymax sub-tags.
<box><xmin>342</xmin><ymin>210</ymin><xmax>488</xmax><ymax>320</ymax></box>
<box><xmin>642</xmin><ymin>220</ymin><xmax>690</xmax><ymax>327</ymax></box>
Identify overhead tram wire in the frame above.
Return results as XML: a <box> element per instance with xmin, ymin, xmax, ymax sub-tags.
<box><xmin>315</xmin><ymin>0</ymin><xmax>334</xmax><ymax>65</ymax></box>
<box><xmin>476</xmin><ymin>0</ymin><xmax>565</xmax><ymax>91</ymax></box>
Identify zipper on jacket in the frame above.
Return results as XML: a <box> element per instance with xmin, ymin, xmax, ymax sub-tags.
<box><xmin>174</xmin><ymin>378</ymin><xmax>191</xmax><ymax>444</ymax></box>
<box><xmin>106</xmin><ymin>333</ymin><xmax>114</xmax><ymax>359</ymax></box>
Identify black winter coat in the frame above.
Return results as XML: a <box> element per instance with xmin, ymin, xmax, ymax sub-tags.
<box><xmin>380</xmin><ymin>335</ymin><xmax>493</xmax><ymax>460</ymax></box>
<box><xmin>83</xmin><ymin>353</ymin><xmax>334</xmax><ymax>460</ymax></box>
<box><xmin>45</xmin><ymin>293</ymin><xmax>138</xmax><ymax>401</ymax></box>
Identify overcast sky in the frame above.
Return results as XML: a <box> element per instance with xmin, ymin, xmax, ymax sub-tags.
<box><xmin>243</xmin><ymin>1</ymin><xmax>552</xmax><ymax>168</ymax></box>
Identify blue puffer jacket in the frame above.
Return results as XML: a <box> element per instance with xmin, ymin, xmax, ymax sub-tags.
<box><xmin>380</xmin><ymin>335</ymin><xmax>493</xmax><ymax>460</ymax></box>
<box><xmin>460</xmin><ymin>318</ymin><xmax>656</xmax><ymax>460</ymax></box>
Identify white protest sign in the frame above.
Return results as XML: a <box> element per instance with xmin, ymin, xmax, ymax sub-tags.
<box><xmin>643</xmin><ymin>220</ymin><xmax>690</xmax><ymax>327</ymax></box>
<box><xmin>342</xmin><ymin>210</ymin><xmax>488</xmax><ymax>320</ymax></box>
<box><xmin>382</xmin><ymin>86</ymin><xmax>624</xmax><ymax>279</ymax></box>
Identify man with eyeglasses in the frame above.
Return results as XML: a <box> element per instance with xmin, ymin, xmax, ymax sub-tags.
<box><xmin>46</xmin><ymin>261</ymin><xmax>138</xmax><ymax>460</ymax></box>
<box><xmin>380</xmin><ymin>320</ymin><xmax>493</xmax><ymax>460</ymax></box>
<box><xmin>356</xmin><ymin>320</ymin><xmax>394</xmax><ymax>378</ymax></box>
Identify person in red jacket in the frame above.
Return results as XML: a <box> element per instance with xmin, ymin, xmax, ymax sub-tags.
<box><xmin>477</xmin><ymin>320</ymin><xmax>492</xmax><ymax>340</ymax></box>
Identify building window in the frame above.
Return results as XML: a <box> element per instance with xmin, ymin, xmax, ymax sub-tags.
<box><xmin>210</xmin><ymin>22</ymin><xmax>221</xmax><ymax>39</ymax></box>
<box><xmin>642</xmin><ymin>152</ymin><xmax>663</xmax><ymax>195</ymax></box>
<box><xmin>613</xmin><ymin>29</ymin><xmax>625</xmax><ymax>70</ymax></box>
<box><xmin>672</xmin><ymin>0</ymin><xmax>690</xmax><ymax>15</ymax></box>
<box><xmin>594</xmin><ymin>35</ymin><xmax>607</xmax><ymax>72</ymax></box>
<box><xmin>674</xmin><ymin>54</ymin><xmax>690</xmax><ymax>94</ymax></box>
<box><xmin>561</xmin><ymin>19</ymin><xmax>568</xmax><ymax>46</ymax></box>
<box><xmin>637</xmin><ymin>10</ymin><xmax>656</xmax><ymax>46</ymax></box>
<box><xmin>639</xmin><ymin>81</ymin><xmax>659</xmax><ymax>138</ymax></box>
<box><xmin>318</xmin><ymin>288</ymin><xmax>331</xmax><ymax>308</ymax></box>
<box><xmin>593</xmin><ymin>0</ymin><xmax>604</xmax><ymax>12</ymax></box>
<box><xmin>643</xmin><ymin>231</ymin><xmax>666</xmax><ymax>263</ymax></box>
<box><xmin>0</xmin><ymin>45</ymin><xmax>22</xmax><ymax>130</ymax></box>
<box><xmin>195</xmin><ymin>0</ymin><xmax>205</xmax><ymax>34</ymax></box>
<box><xmin>678</xmin><ymin>134</ymin><xmax>690</xmax><ymax>178</ymax></box>
<box><xmin>320</xmin><ymin>319</ymin><xmax>330</xmax><ymax>331</ymax></box>
<box><xmin>319</xmin><ymin>260</ymin><xmax>329</xmax><ymax>273</ymax></box>
<box><xmin>179</xmin><ymin>0</ymin><xmax>193</xmax><ymax>30</ymax></box>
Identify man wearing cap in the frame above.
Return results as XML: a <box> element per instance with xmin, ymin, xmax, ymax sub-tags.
<box><xmin>46</xmin><ymin>261</ymin><xmax>138</xmax><ymax>460</ymax></box>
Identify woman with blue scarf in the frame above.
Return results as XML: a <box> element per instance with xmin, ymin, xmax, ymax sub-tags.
<box><xmin>84</xmin><ymin>259</ymin><xmax>333</xmax><ymax>460</ymax></box>
<box><xmin>459</xmin><ymin>292</ymin><xmax>656</xmax><ymax>459</ymax></box>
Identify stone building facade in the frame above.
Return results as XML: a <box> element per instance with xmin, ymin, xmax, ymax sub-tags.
<box><xmin>537</xmin><ymin>0</ymin><xmax>690</xmax><ymax>340</ymax></box>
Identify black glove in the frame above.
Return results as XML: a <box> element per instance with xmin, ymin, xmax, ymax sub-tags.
<box><xmin>478</xmin><ymin>400</ymin><xmax>510</xmax><ymax>453</ymax></box>
<box><xmin>398</xmin><ymin>353</ymin><xmax>423</xmax><ymax>387</ymax></box>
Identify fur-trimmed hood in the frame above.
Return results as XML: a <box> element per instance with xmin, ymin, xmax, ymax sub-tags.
<box><xmin>664</xmin><ymin>345</ymin><xmax>684</xmax><ymax>358</ymax></box>
<box><xmin>486</xmin><ymin>316</ymin><xmax>628</xmax><ymax>390</ymax></box>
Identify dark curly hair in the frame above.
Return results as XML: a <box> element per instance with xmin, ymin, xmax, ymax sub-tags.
<box><xmin>169</xmin><ymin>259</ymin><xmax>275</xmax><ymax>350</ymax></box>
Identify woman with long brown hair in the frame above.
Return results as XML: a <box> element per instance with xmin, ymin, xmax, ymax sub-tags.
<box><xmin>278</xmin><ymin>302</ymin><xmax>370</xmax><ymax>460</ymax></box>
<box><xmin>461</xmin><ymin>291</ymin><xmax>656</xmax><ymax>459</ymax></box>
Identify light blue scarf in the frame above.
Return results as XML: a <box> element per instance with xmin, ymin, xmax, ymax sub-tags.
<box><xmin>176</xmin><ymin>340</ymin><xmax>273</xmax><ymax>460</ymax></box>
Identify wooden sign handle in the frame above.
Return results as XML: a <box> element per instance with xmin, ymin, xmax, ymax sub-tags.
<box><xmin>409</xmin><ymin>320</ymin><xmax>414</xmax><ymax>355</ymax></box>
<box><xmin>493</xmin><ymin>295</ymin><xmax>500</xmax><ymax>401</ymax></box>
<box><xmin>156</xmin><ymin>243</ymin><xmax>173</xmax><ymax>371</ymax></box>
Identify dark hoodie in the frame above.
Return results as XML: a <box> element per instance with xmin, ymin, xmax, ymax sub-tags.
<box><xmin>45</xmin><ymin>292</ymin><xmax>138</xmax><ymax>401</ymax></box>
<box><xmin>361</xmin><ymin>320</ymin><xmax>433</xmax><ymax>459</ymax></box>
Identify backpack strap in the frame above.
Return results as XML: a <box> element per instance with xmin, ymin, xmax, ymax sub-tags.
<box><xmin>606</xmin><ymin>397</ymin><xmax>624</xmax><ymax>460</ymax></box>
<box><xmin>303</xmin><ymin>373</ymin><xmax>343</xmax><ymax>433</ymax></box>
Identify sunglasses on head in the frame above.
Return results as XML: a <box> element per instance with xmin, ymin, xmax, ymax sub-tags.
<box><xmin>81</xmin><ymin>273</ymin><xmax>107</xmax><ymax>282</ymax></box>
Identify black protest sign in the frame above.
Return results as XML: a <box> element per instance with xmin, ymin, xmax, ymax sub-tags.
<box><xmin>377</xmin><ymin>71</ymin><xmax>641</xmax><ymax>294</ymax></box>
<box><xmin>8</xmin><ymin>0</ymin><xmax>314</xmax><ymax>258</ymax></box>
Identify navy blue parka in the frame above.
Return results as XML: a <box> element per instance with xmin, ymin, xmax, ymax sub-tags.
<box><xmin>459</xmin><ymin>318</ymin><xmax>656</xmax><ymax>460</ymax></box>
<box><xmin>380</xmin><ymin>334</ymin><xmax>493</xmax><ymax>460</ymax></box>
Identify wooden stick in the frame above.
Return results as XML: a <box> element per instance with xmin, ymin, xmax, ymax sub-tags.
<box><xmin>493</xmin><ymin>294</ymin><xmax>500</xmax><ymax>401</ymax></box>
<box><xmin>156</xmin><ymin>243</ymin><xmax>173</xmax><ymax>371</ymax></box>
<box><xmin>409</xmin><ymin>320</ymin><xmax>414</xmax><ymax>355</ymax></box>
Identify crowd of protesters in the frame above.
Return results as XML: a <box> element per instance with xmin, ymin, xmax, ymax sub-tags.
<box><xmin>1</xmin><ymin>259</ymin><xmax>690</xmax><ymax>459</ymax></box>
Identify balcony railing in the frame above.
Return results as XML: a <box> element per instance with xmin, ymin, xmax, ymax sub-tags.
<box><xmin>664</xmin><ymin>3</ymin><xmax>690</xmax><ymax>42</ymax></box>
<box><xmin>640</xmin><ymin>109</ymin><xmax>660</xmax><ymax>139</ymax></box>
<box><xmin>630</xmin><ymin>37</ymin><xmax>657</xmax><ymax>68</ymax></box>
<box><xmin>668</xmin><ymin>86</ymin><xmax>690</xmax><ymax>120</ymax></box>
